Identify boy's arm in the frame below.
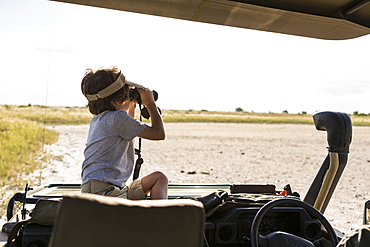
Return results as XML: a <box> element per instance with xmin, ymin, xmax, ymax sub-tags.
<box><xmin>139</xmin><ymin>102</ymin><xmax>165</xmax><ymax>140</ymax></box>
<box><xmin>137</xmin><ymin>88</ymin><xmax>165</xmax><ymax>141</ymax></box>
<box><xmin>127</xmin><ymin>102</ymin><xmax>136</xmax><ymax>118</ymax></box>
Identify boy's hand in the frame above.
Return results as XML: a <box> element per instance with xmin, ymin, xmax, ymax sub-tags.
<box><xmin>137</xmin><ymin>88</ymin><xmax>155</xmax><ymax>107</ymax></box>
<box><xmin>136</xmin><ymin>87</ymin><xmax>165</xmax><ymax>141</ymax></box>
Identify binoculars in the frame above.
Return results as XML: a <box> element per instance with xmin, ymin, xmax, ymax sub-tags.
<box><xmin>129</xmin><ymin>89</ymin><xmax>158</xmax><ymax>105</ymax></box>
<box><xmin>129</xmin><ymin>89</ymin><xmax>161</xmax><ymax>119</ymax></box>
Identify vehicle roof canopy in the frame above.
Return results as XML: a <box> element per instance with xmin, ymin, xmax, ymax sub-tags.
<box><xmin>51</xmin><ymin>0</ymin><xmax>370</xmax><ymax>40</ymax></box>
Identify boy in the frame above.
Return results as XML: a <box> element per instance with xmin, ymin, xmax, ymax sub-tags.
<box><xmin>80</xmin><ymin>67</ymin><xmax>167</xmax><ymax>199</ymax></box>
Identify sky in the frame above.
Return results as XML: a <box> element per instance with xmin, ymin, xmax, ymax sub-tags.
<box><xmin>1</xmin><ymin>0</ymin><xmax>370</xmax><ymax>114</ymax></box>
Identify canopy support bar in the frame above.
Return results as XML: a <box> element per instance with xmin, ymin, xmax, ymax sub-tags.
<box><xmin>345</xmin><ymin>0</ymin><xmax>370</xmax><ymax>16</ymax></box>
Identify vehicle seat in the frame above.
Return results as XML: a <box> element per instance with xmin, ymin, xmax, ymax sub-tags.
<box><xmin>337</xmin><ymin>225</ymin><xmax>370</xmax><ymax>247</ymax></box>
<box><xmin>48</xmin><ymin>193</ymin><xmax>205</xmax><ymax>247</ymax></box>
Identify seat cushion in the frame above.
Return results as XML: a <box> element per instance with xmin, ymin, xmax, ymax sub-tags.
<box><xmin>49</xmin><ymin>193</ymin><xmax>205</xmax><ymax>247</ymax></box>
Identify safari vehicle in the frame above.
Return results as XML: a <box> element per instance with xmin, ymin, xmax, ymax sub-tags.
<box><xmin>1</xmin><ymin>0</ymin><xmax>370</xmax><ymax>246</ymax></box>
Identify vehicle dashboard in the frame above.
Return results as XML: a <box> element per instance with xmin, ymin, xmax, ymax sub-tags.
<box><xmin>204</xmin><ymin>205</ymin><xmax>322</xmax><ymax>246</ymax></box>
<box><xmin>4</xmin><ymin>183</ymin><xmax>326</xmax><ymax>247</ymax></box>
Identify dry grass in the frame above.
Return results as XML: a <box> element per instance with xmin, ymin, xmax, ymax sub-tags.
<box><xmin>162</xmin><ymin>110</ymin><xmax>315</xmax><ymax>124</ymax></box>
<box><xmin>1</xmin><ymin>104</ymin><xmax>369</xmax><ymax>125</ymax></box>
<box><xmin>0</xmin><ymin>114</ymin><xmax>59</xmax><ymax>217</ymax></box>
<box><xmin>1</xmin><ymin>105</ymin><xmax>92</xmax><ymax>125</ymax></box>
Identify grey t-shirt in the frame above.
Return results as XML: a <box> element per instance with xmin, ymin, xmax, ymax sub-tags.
<box><xmin>82</xmin><ymin>110</ymin><xmax>146</xmax><ymax>188</ymax></box>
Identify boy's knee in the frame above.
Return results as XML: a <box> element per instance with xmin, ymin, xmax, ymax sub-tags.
<box><xmin>154</xmin><ymin>171</ymin><xmax>168</xmax><ymax>183</ymax></box>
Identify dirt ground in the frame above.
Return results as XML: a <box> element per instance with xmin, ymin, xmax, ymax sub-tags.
<box><xmin>19</xmin><ymin>123</ymin><xmax>370</xmax><ymax>233</ymax></box>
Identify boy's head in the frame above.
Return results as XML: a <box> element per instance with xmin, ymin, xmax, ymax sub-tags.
<box><xmin>81</xmin><ymin>67</ymin><xmax>140</xmax><ymax>115</ymax></box>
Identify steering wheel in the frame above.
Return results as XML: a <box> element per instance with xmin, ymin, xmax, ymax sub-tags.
<box><xmin>250</xmin><ymin>198</ymin><xmax>338</xmax><ymax>247</ymax></box>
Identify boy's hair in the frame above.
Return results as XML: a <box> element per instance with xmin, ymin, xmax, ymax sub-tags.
<box><xmin>81</xmin><ymin>67</ymin><xmax>130</xmax><ymax>115</ymax></box>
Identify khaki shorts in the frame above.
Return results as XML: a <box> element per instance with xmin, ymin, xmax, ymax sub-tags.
<box><xmin>81</xmin><ymin>179</ymin><xmax>146</xmax><ymax>200</ymax></box>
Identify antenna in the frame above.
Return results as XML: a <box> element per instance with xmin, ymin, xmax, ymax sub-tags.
<box><xmin>38</xmin><ymin>37</ymin><xmax>52</xmax><ymax>186</ymax></box>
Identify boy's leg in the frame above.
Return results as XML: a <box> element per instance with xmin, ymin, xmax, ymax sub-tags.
<box><xmin>126</xmin><ymin>179</ymin><xmax>146</xmax><ymax>200</ymax></box>
<box><xmin>141</xmin><ymin>171</ymin><xmax>168</xmax><ymax>199</ymax></box>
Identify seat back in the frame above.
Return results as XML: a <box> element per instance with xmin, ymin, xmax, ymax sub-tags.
<box><xmin>48</xmin><ymin>193</ymin><xmax>205</xmax><ymax>247</ymax></box>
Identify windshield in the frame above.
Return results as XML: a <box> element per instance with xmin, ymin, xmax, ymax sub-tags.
<box><xmin>1</xmin><ymin>0</ymin><xmax>369</xmax><ymax>234</ymax></box>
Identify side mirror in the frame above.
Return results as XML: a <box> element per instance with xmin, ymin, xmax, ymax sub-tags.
<box><xmin>364</xmin><ymin>200</ymin><xmax>370</xmax><ymax>225</ymax></box>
